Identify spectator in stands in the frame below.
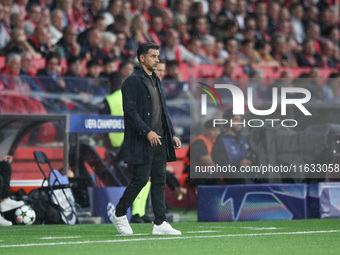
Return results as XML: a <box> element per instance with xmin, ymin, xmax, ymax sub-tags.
<box><xmin>0</xmin><ymin>27</ymin><xmax>41</xmax><ymax>57</ymax></box>
<box><xmin>235</xmin><ymin>27</ymin><xmax>256</xmax><ymax>44</ymax></box>
<box><xmin>214</xmin><ymin>39</ymin><xmax>229</xmax><ymax>60</ymax></box>
<box><xmin>322</xmin><ymin>73</ymin><xmax>340</xmax><ymax>102</ymax></box>
<box><xmin>211</xmin><ymin>108</ymin><xmax>255</xmax><ymax>184</ymax></box>
<box><xmin>160</xmin><ymin>29</ymin><xmax>200</xmax><ymax>66</ymax></box>
<box><xmin>305</xmin><ymin>21</ymin><xmax>321</xmax><ymax>54</ymax></box>
<box><xmin>148</xmin><ymin>13</ymin><xmax>166</xmax><ymax>46</ymax></box>
<box><xmin>235</xmin><ymin>0</ymin><xmax>247</xmax><ymax>30</ymax></box>
<box><xmin>218</xmin><ymin>19</ymin><xmax>239</xmax><ymax>42</ymax></box>
<box><xmin>148</xmin><ymin>0</ymin><xmax>163</xmax><ymax>17</ymax></box>
<box><xmin>100</xmin><ymin>57</ymin><xmax>116</xmax><ymax>78</ymax></box>
<box><xmin>12</xmin><ymin>0</ymin><xmax>28</xmax><ymax>17</ymax></box>
<box><xmin>118</xmin><ymin>61</ymin><xmax>134</xmax><ymax>81</ymax></box>
<box><xmin>318</xmin><ymin>7</ymin><xmax>334</xmax><ymax>36</ymax></box>
<box><xmin>0</xmin><ymin>53</ymin><xmax>30</xmax><ymax>94</ymax></box>
<box><xmin>206</xmin><ymin>0</ymin><xmax>220</xmax><ymax>32</ymax></box>
<box><xmin>28</xmin><ymin>25</ymin><xmax>53</xmax><ymax>58</ymax></box>
<box><xmin>104</xmin><ymin>0</ymin><xmax>123</xmax><ymax>20</ymax></box>
<box><xmin>86</xmin><ymin>0</ymin><xmax>104</xmax><ymax>28</ymax></box>
<box><xmin>114</xmin><ymin>31</ymin><xmax>133</xmax><ymax>61</ymax></box>
<box><xmin>162</xmin><ymin>8</ymin><xmax>174</xmax><ymax>31</ymax></box>
<box><xmin>271</xmin><ymin>34</ymin><xmax>297</xmax><ymax>67</ymax></box>
<box><xmin>71</xmin><ymin>0</ymin><xmax>86</xmax><ymax>33</ymax></box>
<box><xmin>187</xmin><ymin>37</ymin><xmax>213</xmax><ymax>64</ymax></box>
<box><xmin>86</xmin><ymin>59</ymin><xmax>101</xmax><ymax>79</ymax></box>
<box><xmin>255</xmin><ymin>14</ymin><xmax>270</xmax><ymax>42</ymax></box>
<box><xmin>268</xmin><ymin>69</ymin><xmax>293</xmax><ymax>91</ymax></box>
<box><xmin>19</xmin><ymin>51</ymin><xmax>44</xmax><ymax>92</ymax></box>
<box><xmin>220</xmin><ymin>59</ymin><xmax>236</xmax><ymax>84</ymax></box>
<box><xmin>86</xmin><ymin>59</ymin><xmax>110</xmax><ymax>98</ymax></box>
<box><xmin>224</xmin><ymin>36</ymin><xmax>238</xmax><ymax>59</ymax></box>
<box><xmin>173</xmin><ymin>0</ymin><xmax>190</xmax><ymax>18</ymax></box>
<box><xmin>55</xmin><ymin>24</ymin><xmax>80</xmax><ymax>59</ymax></box>
<box><xmin>267</xmin><ymin>1</ymin><xmax>280</xmax><ymax>35</ymax></box>
<box><xmin>126</xmin><ymin>14</ymin><xmax>151</xmax><ymax>53</ymax></box>
<box><xmin>106</xmin><ymin>14</ymin><xmax>129</xmax><ymax>35</ymax></box>
<box><xmin>101</xmin><ymin>31</ymin><xmax>117</xmax><ymax>59</ymax></box>
<box><xmin>319</xmin><ymin>39</ymin><xmax>337</xmax><ymax>68</ymax></box>
<box><xmin>23</xmin><ymin>3</ymin><xmax>41</xmax><ymax>37</ymax></box>
<box><xmin>280</xmin><ymin>7</ymin><xmax>291</xmax><ymax>22</ymax></box>
<box><xmin>36</xmin><ymin>52</ymin><xmax>66</xmax><ymax>93</ymax></box>
<box><xmin>201</xmin><ymin>35</ymin><xmax>225</xmax><ymax>65</ymax></box>
<box><xmin>77</xmin><ymin>15</ymin><xmax>107</xmax><ymax>46</ymax></box>
<box><xmin>290</xmin><ymin>3</ymin><xmax>305</xmax><ymax>44</ymax></box>
<box><xmin>296</xmin><ymin>38</ymin><xmax>321</xmax><ymax>68</ymax></box>
<box><xmin>0</xmin><ymin>155</ymin><xmax>25</xmax><ymax>226</ymax></box>
<box><xmin>219</xmin><ymin>0</ymin><xmax>236</xmax><ymax>20</ymax></box>
<box><xmin>0</xmin><ymin>3</ymin><xmax>11</xmax><ymax>50</ymax></box>
<box><xmin>10</xmin><ymin>12</ymin><xmax>24</xmax><ymax>29</ymax></box>
<box><xmin>50</xmin><ymin>9</ymin><xmax>65</xmax><ymax>45</ymax></box>
<box><xmin>323</xmin><ymin>26</ymin><xmax>339</xmax><ymax>48</ymax></box>
<box><xmin>189</xmin><ymin>15</ymin><xmax>208</xmax><ymax>40</ymax></box>
<box><xmin>253</xmin><ymin>40</ymin><xmax>280</xmax><ymax>68</ymax></box>
<box><xmin>173</xmin><ymin>15</ymin><xmax>189</xmax><ymax>46</ymax></box>
<box><xmin>79</xmin><ymin>28</ymin><xmax>107</xmax><ymax>61</ymax></box>
<box><xmin>302</xmin><ymin>5</ymin><xmax>318</xmax><ymax>28</ymax></box>
<box><xmin>182</xmin><ymin>119</ymin><xmax>221</xmax><ymax>187</ymax></box>
<box><xmin>57</xmin><ymin>0</ymin><xmax>74</xmax><ymax>28</ymax></box>
<box><xmin>188</xmin><ymin>1</ymin><xmax>205</xmax><ymax>23</ymax></box>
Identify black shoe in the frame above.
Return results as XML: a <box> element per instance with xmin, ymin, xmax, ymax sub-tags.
<box><xmin>130</xmin><ymin>214</ymin><xmax>144</xmax><ymax>223</ymax></box>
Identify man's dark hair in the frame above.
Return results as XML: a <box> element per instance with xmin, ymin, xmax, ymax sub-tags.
<box><xmin>67</xmin><ymin>56</ymin><xmax>81</xmax><ymax>66</ymax></box>
<box><xmin>108</xmin><ymin>71</ymin><xmax>123</xmax><ymax>90</ymax></box>
<box><xmin>93</xmin><ymin>14</ymin><xmax>105</xmax><ymax>24</ymax></box>
<box><xmin>86</xmin><ymin>60</ymin><xmax>100</xmax><ymax>68</ymax></box>
<box><xmin>45</xmin><ymin>52</ymin><xmax>60</xmax><ymax>65</ymax></box>
<box><xmin>137</xmin><ymin>42</ymin><xmax>160</xmax><ymax>62</ymax></box>
<box><xmin>254</xmin><ymin>40</ymin><xmax>266</xmax><ymax>50</ymax></box>
<box><xmin>165</xmin><ymin>60</ymin><xmax>179</xmax><ymax>69</ymax></box>
<box><xmin>103</xmin><ymin>57</ymin><xmax>115</xmax><ymax>65</ymax></box>
<box><xmin>118</xmin><ymin>61</ymin><xmax>132</xmax><ymax>71</ymax></box>
<box><xmin>223</xmin><ymin>108</ymin><xmax>234</xmax><ymax>121</ymax></box>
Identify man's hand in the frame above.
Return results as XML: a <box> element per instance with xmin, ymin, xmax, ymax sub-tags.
<box><xmin>0</xmin><ymin>155</ymin><xmax>13</xmax><ymax>163</ymax></box>
<box><xmin>147</xmin><ymin>131</ymin><xmax>162</xmax><ymax>147</ymax></box>
<box><xmin>173</xmin><ymin>136</ymin><xmax>181</xmax><ymax>149</ymax></box>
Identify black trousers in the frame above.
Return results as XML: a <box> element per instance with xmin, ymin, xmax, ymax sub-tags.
<box><xmin>0</xmin><ymin>161</ymin><xmax>12</xmax><ymax>199</ymax></box>
<box><xmin>116</xmin><ymin>141</ymin><xmax>167</xmax><ymax>225</ymax></box>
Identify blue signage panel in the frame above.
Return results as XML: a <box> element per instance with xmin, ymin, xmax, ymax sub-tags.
<box><xmin>69</xmin><ymin>115</ymin><xmax>124</xmax><ymax>133</ymax></box>
<box><xmin>198</xmin><ymin>184</ymin><xmax>308</xmax><ymax>222</ymax></box>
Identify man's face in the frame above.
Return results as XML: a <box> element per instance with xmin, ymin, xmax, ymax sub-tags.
<box><xmin>140</xmin><ymin>49</ymin><xmax>159</xmax><ymax>73</ymax></box>
<box><xmin>154</xmin><ymin>63</ymin><xmax>166</xmax><ymax>80</ymax></box>
<box><xmin>88</xmin><ymin>65</ymin><xmax>101</xmax><ymax>78</ymax></box>
<box><xmin>46</xmin><ymin>57</ymin><xmax>60</xmax><ymax>73</ymax></box>
<box><xmin>206</xmin><ymin>127</ymin><xmax>220</xmax><ymax>142</ymax></box>
<box><xmin>104</xmin><ymin>62</ymin><xmax>116</xmax><ymax>74</ymax></box>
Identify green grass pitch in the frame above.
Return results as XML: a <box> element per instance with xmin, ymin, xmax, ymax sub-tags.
<box><xmin>1</xmin><ymin>218</ymin><xmax>340</xmax><ymax>255</ymax></box>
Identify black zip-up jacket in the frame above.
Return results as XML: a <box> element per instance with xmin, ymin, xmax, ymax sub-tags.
<box><xmin>121</xmin><ymin>66</ymin><xmax>176</xmax><ymax>164</ymax></box>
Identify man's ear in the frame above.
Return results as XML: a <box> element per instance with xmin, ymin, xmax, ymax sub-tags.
<box><xmin>140</xmin><ymin>54</ymin><xmax>144</xmax><ymax>63</ymax></box>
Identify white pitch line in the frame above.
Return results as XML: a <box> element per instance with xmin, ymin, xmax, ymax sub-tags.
<box><xmin>1</xmin><ymin>230</ymin><xmax>339</xmax><ymax>248</ymax></box>
<box><xmin>40</xmin><ymin>236</ymin><xmax>81</xmax><ymax>240</ymax></box>
<box><xmin>186</xmin><ymin>230</ymin><xmax>220</xmax><ymax>233</ymax></box>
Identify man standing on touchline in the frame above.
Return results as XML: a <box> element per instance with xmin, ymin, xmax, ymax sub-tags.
<box><xmin>107</xmin><ymin>42</ymin><xmax>182</xmax><ymax>235</ymax></box>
